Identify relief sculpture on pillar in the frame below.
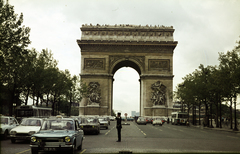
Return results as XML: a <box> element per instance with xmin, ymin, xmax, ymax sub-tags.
<box><xmin>87</xmin><ymin>82</ymin><xmax>101</xmax><ymax>106</ymax></box>
<box><xmin>151</xmin><ymin>81</ymin><xmax>166</xmax><ymax>106</ymax></box>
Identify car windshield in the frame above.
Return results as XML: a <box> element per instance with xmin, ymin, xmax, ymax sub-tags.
<box><xmin>84</xmin><ymin>117</ymin><xmax>98</xmax><ymax>124</ymax></box>
<box><xmin>1</xmin><ymin>118</ymin><xmax>8</xmax><ymax>124</ymax></box>
<box><xmin>41</xmin><ymin>120</ymin><xmax>74</xmax><ymax>130</ymax></box>
<box><xmin>21</xmin><ymin>119</ymin><xmax>41</xmax><ymax>126</ymax></box>
<box><xmin>99</xmin><ymin>118</ymin><xmax>107</xmax><ymax>122</ymax></box>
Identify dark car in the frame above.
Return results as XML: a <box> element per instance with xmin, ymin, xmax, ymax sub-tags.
<box><xmin>80</xmin><ymin>116</ymin><xmax>100</xmax><ymax>135</ymax></box>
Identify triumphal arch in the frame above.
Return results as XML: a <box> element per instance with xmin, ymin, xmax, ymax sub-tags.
<box><xmin>77</xmin><ymin>24</ymin><xmax>178</xmax><ymax>117</ymax></box>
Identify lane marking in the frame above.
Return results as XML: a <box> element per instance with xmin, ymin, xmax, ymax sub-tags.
<box><xmin>80</xmin><ymin>149</ymin><xmax>87</xmax><ymax>154</ymax></box>
<box><xmin>16</xmin><ymin>149</ymin><xmax>30</xmax><ymax>154</ymax></box>
<box><xmin>105</xmin><ymin>126</ymin><xmax>115</xmax><ymax>135</ymax></box>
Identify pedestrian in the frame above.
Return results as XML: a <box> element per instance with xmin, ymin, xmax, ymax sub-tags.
<box><xmin>116</xmin><ymin>112</ymin><xmax>122</xmax><ymax>142</ymax></box>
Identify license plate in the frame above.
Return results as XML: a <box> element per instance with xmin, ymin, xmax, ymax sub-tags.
<box><xmin>44</xmin><ymin>148</ymin><xmax>56</xmax><ymax>151</ymax></box>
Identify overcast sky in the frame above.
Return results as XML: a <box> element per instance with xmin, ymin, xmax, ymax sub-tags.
<box><xmin>9</xmin><ymin>0</ymin><xmax>240</xmax><ymax>116</ymax></box>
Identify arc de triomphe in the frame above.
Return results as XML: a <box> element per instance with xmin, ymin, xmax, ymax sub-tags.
<box><xmin>77</xmin><ymin>24</ymin><xmax>177</xmax><ymax>117</ymax></box>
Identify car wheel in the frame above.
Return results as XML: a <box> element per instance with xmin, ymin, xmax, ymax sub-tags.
<box><xmin>11</xmin><ymin>139</ymin><xmax>16</xmax><ymax>143</ymax></box>
<box><xmin>70</xmin><ymin>142</ymin><xmax>75</xmax><ymax>154</ymax></box>
<box><xmin>153</xmin><ymin>124</ymin><xmax>155</xmax><ymax>126</ymax></box>
<box><xmin>31</xmin><ymin>148</ymin><xmax>38</xmax><ymax>154</ymax></box>
<box><xmin>106</xmin><ymin>127</ymin><xmax>108</xmax><ymax>129</ymax></box>
<box><xmin>4</xmin><ymin>130</ymin><xmax>8</xmax><ymax>139</ymax></box>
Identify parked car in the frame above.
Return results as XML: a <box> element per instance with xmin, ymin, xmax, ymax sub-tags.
<box><xmin>137</xmin><ymin>117</ymin><xmax>147</xmax><ymax>125</ymax></box>
<box><xmin>0</xmin><ymin>115</ymin><xmax>19</xmax><ymax>139</ymax></box>
<box><xmin>10</xmin><ymin>117</ymin><xmax>43</xmax><ymax>143</ymax></box>
<box><xmin>99</xmin><ymin>117</ymin><xmax>109</xmax><ymax>129</ymax></box>
<box><xmin>30</xmin><ymin>115</ymin><xmax>84</xmax><ymax>154</ymax></box>
<box><xmin>152</xmin><ymin>117</ymin><xmax>163</xmax><ymax>126</ymax></box>
<box><xmin>80</xmin><ymin>116</ymin><xmax>100</xmax><ymax>135</ymax></box>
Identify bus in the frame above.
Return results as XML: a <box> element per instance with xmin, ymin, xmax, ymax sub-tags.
<box><xmin>171</xmin><ymin>112</ymin><xmax>188</xmax><ymax>125</ymax></box>
<box><xmin>15</xmin><ymin>105</ymin><xmax>52</xmax><ymax>122</ymax></box>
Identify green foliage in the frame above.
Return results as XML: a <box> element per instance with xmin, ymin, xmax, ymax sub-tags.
<box><xmin>0</xmin><ymin>0</ymin><xmax>88</xmax><ymax>116</ymax></box>
<box><xmin>174</xmin><ymin>36</ymin><xmax>240</xmax><ymax>126</ymax></box>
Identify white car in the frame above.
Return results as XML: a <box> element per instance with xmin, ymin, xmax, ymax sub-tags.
<box><xmin>0</xmin><ymin>116</ymin><xmax>19</xmax><ymax>139</ymax></box>
<box><xmin>99</xmin><ymin>117</ymin><xmax>109</xmax><ymax>129</ymax></box>
<box><xmin>152</xmin><ymin>117</ymin><xmax>163</xmax><ymax>126</ymax></box>
<box><xmin>10</xmin><ymin>117</ymin><xmax>43</xmax><ymax>143</ymax></box>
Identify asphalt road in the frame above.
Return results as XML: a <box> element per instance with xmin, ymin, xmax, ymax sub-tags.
<box><xmin>1</xmin><ymin>121</ymin><xmax>240</xmax><ymax>154</ymax></box>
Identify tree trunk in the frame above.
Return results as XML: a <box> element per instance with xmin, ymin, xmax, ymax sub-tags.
<box><xmin>215</xmin><ymin>100</ymin><xmax>219</xmax><ymax>128</ymax></box>
<box><xmin>219</xmin><ymin>100</ymin><xmax>222</xmax><ymax>128</ymax></box>
<box><xmin>230</xmin><ymin>97</ymin><xmax>233</xmax><ymax>129</ymax></box>
<box><xmin>199</xmin><ymin>103</ymin><xmax>201</xmax><ymax>125</ymax></box>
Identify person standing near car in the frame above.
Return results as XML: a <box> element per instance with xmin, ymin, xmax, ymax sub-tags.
<box><xmin>116</xmin><ymin>112</ymin><xmax>122</xmax><ymax>142</ymax></box>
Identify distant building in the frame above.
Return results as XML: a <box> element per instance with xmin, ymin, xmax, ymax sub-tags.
<box><xmin>132</xmin><ymin>111</ymin><xmax>139</xmax><ymax>117</ymax></box>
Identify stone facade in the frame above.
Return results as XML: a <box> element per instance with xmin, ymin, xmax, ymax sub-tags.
<box><xmin>77</xmin><ymin>24</ymin><xmax>177</xmax><ymax>117</ymax></box>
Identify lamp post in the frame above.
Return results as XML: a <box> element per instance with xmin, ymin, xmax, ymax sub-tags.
<box><xmin>13</xmin><ymin>103</ymin><xmax>16</xmax><ymax>116</ymax></box>
<box><xmin>233</xmin><ymin>93</ymin><xmax>239</xmax><ymax>131</ymax></box>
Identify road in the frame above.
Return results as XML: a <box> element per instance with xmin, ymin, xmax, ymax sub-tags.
<box><xmin>1</xmin><ymin>121</ymin><xmax>240</xmax><ymax>153</ymax></box>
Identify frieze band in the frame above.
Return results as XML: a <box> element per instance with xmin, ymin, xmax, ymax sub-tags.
<box><xmin>84</xmin><ymin>58</ymin><xmax>105</xmax><ymax>70</ymax></box>
<box><xmin>148</xmin><ymin>59</ymin><xmax>170</xmax><ymax>71</ymax></box>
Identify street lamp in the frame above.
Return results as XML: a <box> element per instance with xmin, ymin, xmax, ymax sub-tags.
<box><xmin>233</xmin><ymin>93</ymin><xmax>239</xmax><ymax>131</ymax></box>
<box><xmin>13</xmin><ymin>103</ymin><xmax>16</xmax><ymax>116</ymax></box>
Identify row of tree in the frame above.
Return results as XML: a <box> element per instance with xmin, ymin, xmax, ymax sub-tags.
<box><xmin>174</xmin><ymin>37</ymin><xmax>240</xmax><ymax>129</ymax></box>
<box><xmin>0</xmin><ymin>0</ymin><xmax>87</xmax><ymax>116</ymax></box>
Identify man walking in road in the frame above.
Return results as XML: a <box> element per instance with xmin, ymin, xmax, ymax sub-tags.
<box><xmin>116</xmin><ymin>112</ymin><xmax>122</xmax><ymax>142</ymax></box>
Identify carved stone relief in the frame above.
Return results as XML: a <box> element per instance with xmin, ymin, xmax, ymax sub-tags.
<box><xmin>87</xmin><ymin>82</ymin><xmax>101</xmax><ymax>105</ymax></box>
<box><xmin>84</xmin><ymin>58</ymin><xmax>105</xmax><ymax>70</ymax></box>
<box><xmin>151</xmin><ymin>81</ymin><xmax>166</xmax><ymax>106</ymax></box>
<box><xmin>148</xmin><ymin>59</ymin><xmax>170</xmax><ymax>71</ymax></box>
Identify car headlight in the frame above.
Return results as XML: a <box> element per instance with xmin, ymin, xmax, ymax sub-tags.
<box><xmin>65</xmin><ymin>136</ymin><xmax>71</xmax><ymax>142</ymax></box>
<box><xmin>31</xmin><ymin>136</ymin><xmax>37</xmax><ymax>142</ymax></box>
<box><xmin>92</xmin><ymin>126</ymin><xmax>94</xmax><ymax>128</ymax></box>
<box><xmin>28</xmin><ymin>131</ymin><xmax>36</xmax><ymax>136</ymax></box>
<box><xmin>10</xmin><ymin>131</ymin><xmax>17</xmax><ymax>135</ymax></box>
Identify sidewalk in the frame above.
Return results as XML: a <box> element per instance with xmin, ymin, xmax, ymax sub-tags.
<box><xmin>190</xmin><ymin>122</ymin><xmax>240</xmax><ymax>134</ymax></box>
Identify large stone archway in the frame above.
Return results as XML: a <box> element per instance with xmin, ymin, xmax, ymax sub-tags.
<box><xmin>77</xmin><ymin>24</ymin><xmax>178</xmax><ymax>117</ymax></box>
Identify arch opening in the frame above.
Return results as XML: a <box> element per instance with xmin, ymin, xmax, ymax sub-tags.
<box><xmin>111</xmin><ymin>60</ymin><xmax>141</xmax><ymax>75</ymax></box>
<box><xmin>113</xmin><ymin>67</ymin><xmax>140</xmax><ymax>117</ymax></box>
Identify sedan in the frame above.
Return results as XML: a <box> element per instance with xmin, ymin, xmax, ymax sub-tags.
<box><xmin>80</xmin><ymin>116</ymin><xmax>100</xmax><ymax>135</ymax></box>
<box><xmin>152</xmin><ymin>117</ymin><xmax>163</xmax><ymax>126</ymax></box>
<box><xmin>99</xmin><ymin>117</ymin><xmax>109</xmax><ymax>129</ymax></box>
<box><xmin>0</xmin><ymin>115</ymin><xmax>19</xmax><ymax>139</ymax></box>
<box><xmin>137</xmin><ymin>117</ymin><xmax>147</xmax><ymax>125</ymax></box>
<box><xmin>30</xmin><ymin>116</ymin><xmax>84</xmax><ymax>154</ymax></box>
<box><xmin>10</xmin><ymin>117</ymin><xmax>43</xmax><ymax>143</ymax></box>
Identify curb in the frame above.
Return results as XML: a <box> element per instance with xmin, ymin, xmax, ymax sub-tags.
<box><xmin>190</xmin><ymin>124</ymin><xmax>240</xmax><ymax>134</ymax></box>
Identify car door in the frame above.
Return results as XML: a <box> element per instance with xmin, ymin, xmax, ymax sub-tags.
<box><xmin>9</xmin><ymin>118</ymin><xmax>18</xmax><ymax>130</ymax></box>
<box><xmin>74</xmin><ymin>120</ymin><xmax>82</xmax><ymax>147</ymax></box>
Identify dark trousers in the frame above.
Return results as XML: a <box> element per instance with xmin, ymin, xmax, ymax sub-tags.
<box><xmin>117</xmin><ymin>127</ymin><xmax>121</xmax><ymax>141</ymax></box>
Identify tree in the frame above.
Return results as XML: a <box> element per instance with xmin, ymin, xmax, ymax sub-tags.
<box><xmin>0</xmin><ymin>0</ymin><xmax>31</xmax><ymax>115</ymax></box>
